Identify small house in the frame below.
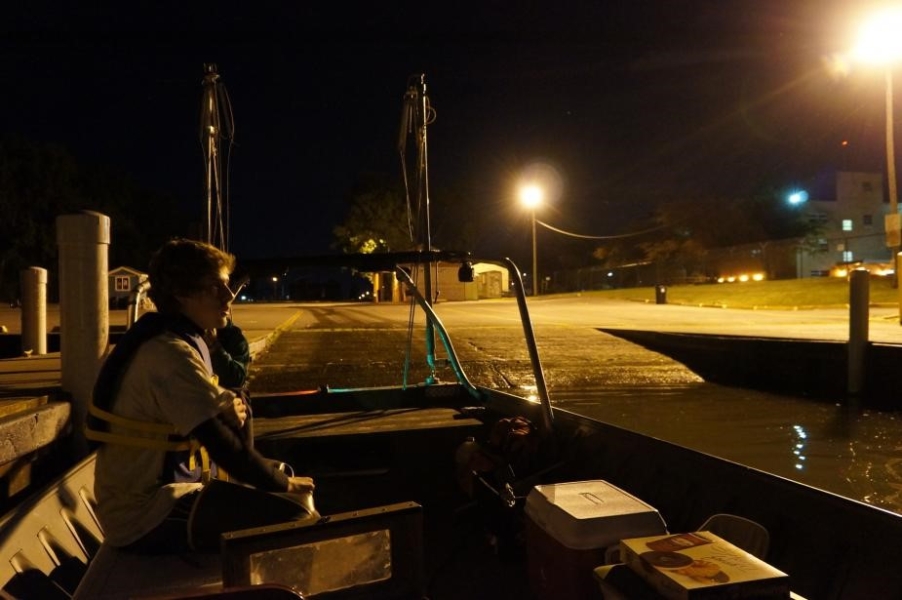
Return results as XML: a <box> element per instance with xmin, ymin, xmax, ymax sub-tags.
<box><xmin>108</xmin><ymin>266</ymin><xmax>148</xmax><ymax>309</ymax></box>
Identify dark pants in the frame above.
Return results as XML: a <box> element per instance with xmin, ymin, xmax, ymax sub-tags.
<box><xmin>125</xmin><ymin>480</ymin><xmax>314</xmax><ymax>554</ymax></box>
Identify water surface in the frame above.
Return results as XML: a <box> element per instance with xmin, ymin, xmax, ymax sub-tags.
<box><xmin>553</xmin><ymin>383</ymin><xmax>902</xmax><ymax>515</ymax></box>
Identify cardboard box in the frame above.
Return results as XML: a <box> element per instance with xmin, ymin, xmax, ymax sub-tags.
<box><xmin>525</xmin><ymin>480</ymin><xmax>666</xmax><ymax>600</ymax></box>
<box><xmin>620</xmin><ymin>531</ymin><xmax>790</xmax><ymax>599</ymax></box>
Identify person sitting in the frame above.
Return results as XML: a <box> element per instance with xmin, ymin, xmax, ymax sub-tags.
<box><xmin>206</xmin><ymin>317</ymin><xmax>250</xmax><ymax>391</ymax></box>
<box><xmin>89</xmin><ymin>238</ymin><xmax>315</xmax><ymax>554</ymax></box>
<box><xmin>205</xmin><ymin>316</ymin><xmax>256</xmax><ymax>448</ymax></box>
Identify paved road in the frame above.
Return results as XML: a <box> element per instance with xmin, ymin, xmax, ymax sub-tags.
<box><xmin>4</xmin><ymin>297</ymin><xmax>896</xmax><ymax>395</ymax></box>
<box><xmin>248</xmin><ymin>300</ymin><xmax>704</xmax><ymax>393</ymax></box>
<box><xmin>457</xmin><ymin>296</ymin><xmax>902</xmax><ymax>343</ymax></box>
<box><xmin>3</xmin><ymin>297</ymin><xmax>900</xmax><ymax>342</ymax></box>
<box><xmin>3</xmin><ymin>297</ymin><xmax>901</xmax><ymax>513</ymax></box>
<box><xmin>243</xmin><ymin>298</ymin><xmax>902</xmax><ymax>515</ymax></box>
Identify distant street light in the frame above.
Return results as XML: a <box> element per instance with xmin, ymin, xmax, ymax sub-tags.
<box><xmin>853</xmin><ymin>8</ymin><xmax>902</xmax><ymax>291</ymax></box>
<box><xmin>787</xmin><ymin>190</ymin><xmax>808</xmax><ymax>206</ymax></box>
<box><xmin>271</xmin><ymin>276</ymin><xmax>278</xmax><ymax>301</ymax></box>
<box><xmin>519</xmin><ymin>184</ymin><xmax>543</xmax><ymax>296</ymax></box>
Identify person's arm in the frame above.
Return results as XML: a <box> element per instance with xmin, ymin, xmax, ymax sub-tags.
<box><xmin>190</xmin><ymin>416</ymin><xmax>288</xmax><ymax>491</ymax></box>
<box><xmin>207</xmin><ymin>323</ymin><xmax>250</xmax><ymax>388</ymax></box>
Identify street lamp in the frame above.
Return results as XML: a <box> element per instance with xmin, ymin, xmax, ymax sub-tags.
<box><xmin>787</xmin><ymin>190</ymin><xmax>808</xmax><ymax>206</ymax></box>
<box><xmin>854</xmin><ymin>9</ymin><xmax>902</xmax><ymax>282</ymax></box>
<box><xmin>519</xmin><ymin>184</ymin><xmax>543</xmax><ymax>296</ymax></box>
<box><xmin>271</xmin><ymin>276</ymin><xmax>278</xmax><ymax>301</ymax></box>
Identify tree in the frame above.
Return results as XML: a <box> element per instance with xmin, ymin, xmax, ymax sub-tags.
<box><xmin>0</xmin><ymin>137</ymin><xmax>82</xmax><ymax>302</ymax></box>
<box><xmin>593</xmin><ymin>188</ymin><xmax>819</xmax><ymax>279</ymax></box>
<box><xmin>0</xmin><ymin>136</ymin><xmax>186</xmax><ymax>302</ymax></box>
<box><xmin>332</xmin><ymin>174</ymin><xmax>416</xmax><ymax>254</ymax></box>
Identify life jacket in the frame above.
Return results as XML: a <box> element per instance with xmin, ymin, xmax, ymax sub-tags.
<box><xmin>87</xmin><ymin>312</ymin><xmax>223</xmax><ymax>483</ymax></box>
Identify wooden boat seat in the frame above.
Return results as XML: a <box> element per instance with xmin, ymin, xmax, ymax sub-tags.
<box><xmin>254</xmin><ymin>407</ymin><xmax>483</xmax><ymax>440</ymax></box>
<box><xmin>73</xmin><ymin>501</ymin><xmax>425</xmax><ymax>599</ymax></box>
<box><xmin>71</xmin><ymin>554</ymin><xmax>326</xmax><ymax>598</ymax></box>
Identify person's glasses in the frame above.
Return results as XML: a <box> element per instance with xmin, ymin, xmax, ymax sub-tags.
<box><xmin>202</xmin><ymin>279</ymin><xmax>240</xmax><ymax>300</ymax></box>
<box><xmin>199</xmin><ymin>274</ymin><xmax>249</xmax><ymax>301</ymax></box>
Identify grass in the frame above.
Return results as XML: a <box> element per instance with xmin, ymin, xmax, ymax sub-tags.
<box><xmin>565</xmin><ymin>276</ymin><xmax>900</xmax><ymax>309</ymax></box>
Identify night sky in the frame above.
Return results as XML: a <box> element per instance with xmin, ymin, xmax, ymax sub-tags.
<box><xmin>1</xmin><ymin>2</ymin><xmax>893</xmax><ymax>265</ymax></box>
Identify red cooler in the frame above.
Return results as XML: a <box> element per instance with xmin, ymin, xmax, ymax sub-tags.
<box><xmin>525</xmin><ymin>480</ymin><xmax>666</xmax><ymax>600</ymax></box>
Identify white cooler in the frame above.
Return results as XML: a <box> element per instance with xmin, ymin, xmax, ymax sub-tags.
<box><xmin>525</xmin><ymin>480</ymin><xmax>667</xmax><ymax>600</ymax></box>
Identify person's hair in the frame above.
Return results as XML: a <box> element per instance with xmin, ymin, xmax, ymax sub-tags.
<box><xmin>147</xmin><ymin>239</ymin><xmax>235</xmax><ymax>315</ymax></box>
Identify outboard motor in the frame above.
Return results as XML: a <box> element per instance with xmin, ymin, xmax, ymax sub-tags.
<box><xmin>454</xmin><ymin>416</ymin><xmax>540</xmax><ymax>557</ymax></box>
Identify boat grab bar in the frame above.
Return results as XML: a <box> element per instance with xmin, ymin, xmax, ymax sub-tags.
<box><xmin>395</xmin><ymin>266</ymin><xmax>482</xmax><ymax>400</ymax></box>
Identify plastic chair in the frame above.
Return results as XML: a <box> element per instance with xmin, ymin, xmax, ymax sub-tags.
<box><xmin>698</xmin><ymin>513</ymin><xmax>770</xmax><ymax>559</ymax></box>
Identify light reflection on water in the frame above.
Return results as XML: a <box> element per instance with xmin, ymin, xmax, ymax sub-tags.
<box><xmin>551</xmin><ymin>382</ymin><xmax>902</xmax><ymax>515</ymax></box>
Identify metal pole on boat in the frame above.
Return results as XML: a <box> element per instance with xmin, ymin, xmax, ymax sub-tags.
<box><xmin>56</xmin><ymin>211</ymin><xmax>110</xmax><ymax>457</ymax></box>
<box><xmin>398</xmin><ymin>74</ymin><xmax>437</xmax><ymax>381</ymax></box>
<box><xmin>505</xmin><ymin>258</ymin><xmax>554</xmax><ymax>432</ymax></box>
<box><xmin>416</xmin><ymin>75</ymin><xmax>437</xmax><ymax>380</ymax></box>
<box><xmin>200</xmin><ymin>63</ymin><xmax>233</xmax><ymax>252</ymax></box>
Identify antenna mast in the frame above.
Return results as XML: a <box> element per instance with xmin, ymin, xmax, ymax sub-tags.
<box><xmin>398</xmin><ymin>74</ymin><xmax>438</xmax><ymax>381</ymax></box>
<box><xmin>200</xmin><ymin>64</ymin><xmax>235</xmax><ymax>251</ymax></box>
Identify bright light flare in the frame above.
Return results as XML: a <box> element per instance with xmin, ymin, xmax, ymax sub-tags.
<box><xmin>717</xmin><ymin>273</ymin><xmax>764</xmax><ymax>283</ymax></box>
<box><xmin>787</xmin><ymin>190</ymin><xmax>808</xmax><ymax>205</ymax></box>
<box><xmin>519</xmin><ymin>385</ymin><xmax>541</xmax><ymax>404</ymax></box>
<box><xmin>519</xmin><ymin>184</ymin><xmax>543</xmax><ymax>209</ymax></box>
<box><xmin>854</xmin><ymin>8</ymin><xmax>902</xmax><ymax>64</ymax></box>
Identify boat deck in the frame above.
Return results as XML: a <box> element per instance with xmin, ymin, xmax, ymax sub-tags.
<box><xmin>253</xmin><ymin>407</ymin><xmax>482</xmax><ymax>439</ymax></box>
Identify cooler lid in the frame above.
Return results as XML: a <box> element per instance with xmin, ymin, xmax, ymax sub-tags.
<box><xmin>525</xmin><ymin>480</ymin><xmax>666</xmax><ymax>550</ymax></box>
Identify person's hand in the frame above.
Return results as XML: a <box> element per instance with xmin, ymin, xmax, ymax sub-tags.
<box><xmin>204</xmin><ymin>329</ymin><xmax>221</xmax><ymax>352</ymax></box>
<box><xmin>287</xmin><ymin>476</ymin><xmax>317</xmax><ymax>514</ymax></box>
<box><xmin>220</xmin><ymin>395</ymin><xmax>248</xmax><ymax>428</ymax></box>
<box><xmin>287</xmin><ymin>476</ymin><xmax>315</xmax><ymax>494</ymax></box>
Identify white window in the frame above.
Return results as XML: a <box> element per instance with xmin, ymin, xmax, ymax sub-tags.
<box><xmin>842</xmin><ymin>250</ymin><xmax>854</xmax><ymax>262</ymax></box>
<box><xmin>115</xmin><ymin>276</ymin><xmax>131</xmax><ymax>292</ymax></box>
<box><xmin>842</xmin><ymin>219</ymin><xmax>853</xmax><ymax>231</ymax></box>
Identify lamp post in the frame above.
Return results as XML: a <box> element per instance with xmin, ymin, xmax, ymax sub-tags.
<box><xmin>519</xmin><ymin>184</ymin><xmax>543</xmax><ymax>296</ymax></box>
<box><xmin>854</xmin><ymin>9</ymin><xmax>902</xmax><ymax>293</ymax></box>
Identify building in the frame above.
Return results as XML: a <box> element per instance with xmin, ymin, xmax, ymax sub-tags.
<box><xmin>375</xmin><ymin>262</ymin><xmax>510</xmax><ymax>302</ymax></box>
<box><xmin>550</xmin><ymin>171</ymin><xmax>894</xmax><ymax>288</ymax></box>
<box><xmin>684</xmin><ymin>171</ymin><xmax>892</xmax><ymax>280</ymax></box>
<box><xmin>108</xmin><ymin>266</ymin><xmax>147</xmax><ymax>309</ymax></box>
<box><xmin>797</xmin><ymin>171</ymin><xmax>891</xmax><ymax>277</ymax></box>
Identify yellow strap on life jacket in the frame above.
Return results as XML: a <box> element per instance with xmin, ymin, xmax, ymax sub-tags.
<box><xmin>186</xmin><ymin>442</ymin><xmax>214</xmax><ymax>483</ymax></box>
<box><xmin>85</xmin><ymin>371</ymin><xmax>224</xmax><ymax>453</ymax></box>
<box><xmin>85</xmin><ymin>402</ymin><xmax>192</xmax><ymax>451</ymax></box>
<box><xmin>86</xmin><ymin>372</ymin><xmax>231</xmax><ymax>482</ymax></box>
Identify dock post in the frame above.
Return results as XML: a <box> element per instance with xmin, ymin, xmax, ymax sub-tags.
<box><xmin>848</xmin><ymin>269</ymin><xmax>869</xmax><ymax>399</ymax></box>
<box><xmin>56</xmin><ymin>211</ymin><xmax>110</xmax><ymax>457</ymax></box>
<box><xmin>20</xmin><ymin>267</ymin><xmax>48</xmax><ymax>356</ymax></box>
